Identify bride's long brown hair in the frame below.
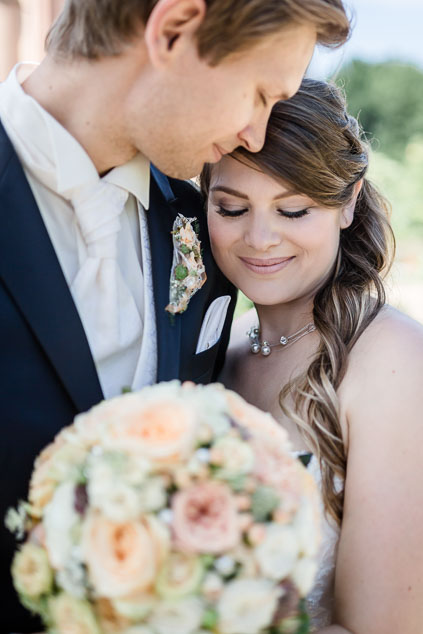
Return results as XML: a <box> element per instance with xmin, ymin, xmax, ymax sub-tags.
<box><xmin>201</xmin><ymin>79</ymin><xmax>395</xmax><ymax>524</ymax></box>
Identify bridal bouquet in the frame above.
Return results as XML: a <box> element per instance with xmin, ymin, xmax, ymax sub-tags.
<box><xmin>7</xmin><ymin>381</ymin><xmax>320</xmax><ymax>634</ymax></box>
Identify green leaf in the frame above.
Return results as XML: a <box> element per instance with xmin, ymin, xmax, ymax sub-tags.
<box><xmin>180</xmin><ymin>244</ymin><xmax>191</xmax><ymax>255</ymax></box>
<box><xmin>202</xmin><ymin>607</ymin><xmax>219</xmax><ymax>629</ymax></box>
<box><xmin>251</xmin><ymin>486</ymin><xmax>280</xmax><ymax>521</ymax></box>
<box><xmin>174</xmin><ymin>265</ymin><xmax>188</xmax><ymax>280</ymax></box>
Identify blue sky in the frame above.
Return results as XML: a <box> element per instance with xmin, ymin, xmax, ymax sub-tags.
<box><xmin>308</xmin><ymin>0</ymin><xmax>423</xmax><ymax>78</ymax></box>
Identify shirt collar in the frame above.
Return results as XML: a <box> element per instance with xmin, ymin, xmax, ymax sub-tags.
<box><xmin>104</xmin><ymin>153</ymin><xmax>150</xmax><ymax>210</ymax></box>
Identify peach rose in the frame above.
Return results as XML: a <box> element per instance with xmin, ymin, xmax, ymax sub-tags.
<box><xmin>172</xmin><ymin>481</ymin><xmax>240</xmax><ymax>553</ymax></box>
<box><xmin>106</xmin><ymin>398</ymin><xmax>197</xmax><ymax>464</ymax></box>
<box><xmin>82</xmin><ymin>513</ymin><xmax>158</xmax><ymax>598</ymax></box>
<box><xmin>225</xmin><ymin>391</ymin><xmax>290</xmax><ymax>448</ymax></box>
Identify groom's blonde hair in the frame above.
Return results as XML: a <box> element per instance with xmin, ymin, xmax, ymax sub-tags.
<box><xmin>46</xmin><ymin>0</ymin><xmax>350</xmax><ymax>64</ymax></box>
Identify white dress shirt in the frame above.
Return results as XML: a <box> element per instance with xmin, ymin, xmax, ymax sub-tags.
<box><xmin>0</xmin><ymin>63</ymin><xmax>157</xmax><ymax>398</ymax></box>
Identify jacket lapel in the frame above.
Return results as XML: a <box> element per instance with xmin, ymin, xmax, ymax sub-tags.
<box><xmin>0</xmin><ymin>123</ymin><xmax>104</xmax><ymax>412</ymax></box>
<box><xmin>148</xmin><ymin>167</ymin><xmax>182</xmax><ymax>382</ymax></box>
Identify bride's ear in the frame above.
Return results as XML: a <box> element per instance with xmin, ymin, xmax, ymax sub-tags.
<box><xmin>340</xmin><ymin>179</ymin><xmax>363</xmax><ymax>229</ymax></box>
<box><xmin>144</xmin><ymin>0</ymin><xmax>207</xmax><ymax>69</ymax></box>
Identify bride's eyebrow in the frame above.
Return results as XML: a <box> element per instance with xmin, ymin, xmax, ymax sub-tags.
<box><xmin>210</xmin><ymin>185</ymin><xmax>300</xmax><ymax>201</ymax></box>
<box><xmin>210</xmin><ymin>185</ymin><xmax>249</xmax><ymax>199</ymax></box>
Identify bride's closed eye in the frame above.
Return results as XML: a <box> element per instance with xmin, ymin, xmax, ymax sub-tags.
<box><xmin>213</xmin><ymin>205</ymin><xmax>311</xmax><ymax>219</ymax></box>
<box><xmin>214</xmin><ymin>205</ymin><xmax>248</xmax><ymax>217</ymax></box>
<box><xmin>278</xmin><ymin>208</ymin><xmax>310</xmax><ymax>219</ymax></box>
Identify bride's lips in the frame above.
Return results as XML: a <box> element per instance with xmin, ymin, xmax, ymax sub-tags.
<box><xmin>239</xmin><ymin>256</ymin><xmax>295</xmax><ymax>274</ymax></box>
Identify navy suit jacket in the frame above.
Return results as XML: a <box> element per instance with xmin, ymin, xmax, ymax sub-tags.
<box><xmin>0</xmin><ymin>122</ymin><xmax>236</xmax><ymax>632</ymax></box>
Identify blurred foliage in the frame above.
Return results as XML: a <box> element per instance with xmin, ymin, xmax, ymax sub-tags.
<box><xmin>336</xmin><ymin>59</ymin><xmax>423</xmax><ymax>245</ymax></box>
<box><xmin>369</xmin><ymin>137</ymin><xmax>423</xmax><ymax>240</ymax></box>
<box><xmin>338</xmin><ymin>60</ymin><xmax>423</xmax><ymax>160</ymax></box>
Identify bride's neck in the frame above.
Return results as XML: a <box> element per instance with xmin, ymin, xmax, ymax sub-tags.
<box><xmin>254</xmin><ymin>298</ymin><xmax>314</xmax><ymax>343</ymax></box>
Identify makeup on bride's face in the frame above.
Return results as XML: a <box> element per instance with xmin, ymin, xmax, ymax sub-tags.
<box><xmin>207</xmin><ymin>156</ymin><xmax>348</xmax><ymax>308</ymax></box>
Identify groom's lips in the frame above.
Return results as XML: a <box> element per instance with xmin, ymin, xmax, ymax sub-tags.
<box><xmin>239</xmin><ymin>256</ymin><xmax>295</xmax><ymax>274</ymax></box>
<box><xmin>212</xmin><ymin>144</ymin><xmax>229</xmax><ymax>161</ymax></box>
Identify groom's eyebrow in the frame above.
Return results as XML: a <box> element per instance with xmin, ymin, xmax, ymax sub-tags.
<box><xmin>210</xmin><ymin>185</ymin><xmax>299</xmax><ymax>200</ymax></box>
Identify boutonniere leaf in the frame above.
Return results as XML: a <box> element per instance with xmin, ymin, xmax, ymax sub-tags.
<box><xmin>165</xmin><ymin>214</ymin><xmax>207</xmax><ymax>314</ymax></box>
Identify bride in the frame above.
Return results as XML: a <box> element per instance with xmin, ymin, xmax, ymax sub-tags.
<box><xmin>200</xmin><ymin>79</ymin><xmax>423</xmax><ymax>633</ymax></box>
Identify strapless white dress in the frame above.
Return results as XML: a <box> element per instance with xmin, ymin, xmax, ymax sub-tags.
<box><xmin>294</xmin><ymin>453</ymin><xmax>341</xmax><ymax>631</ymax></box>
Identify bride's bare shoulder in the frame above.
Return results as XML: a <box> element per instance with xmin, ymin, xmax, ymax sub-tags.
<box><xmin>350</xmin><ymin>304</ymin><xmax>423</xmax><ymax>366</ymax></box>
<box><xmin>341</xmin><ymin>304</ymin><xmax>423</xmax><ymax>415</ymax></box>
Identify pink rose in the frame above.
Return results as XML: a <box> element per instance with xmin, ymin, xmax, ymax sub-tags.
<box><xmin>172</xmin><ymin>482</ymin><xmax>240</xmax><ymax>553</ymax></box>
<box><xmin>252</xmin><ymin>440</ymin><xmax>302</xmax><ymax>519</ymax></box>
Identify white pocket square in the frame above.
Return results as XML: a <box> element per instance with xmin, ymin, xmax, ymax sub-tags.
<box><xmin>195</xmin><ymin>295</ymin><xmax>232</xmax><ymax>354</ymax></box>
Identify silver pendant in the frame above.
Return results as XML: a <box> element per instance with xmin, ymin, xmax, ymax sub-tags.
<box><xmin>261</xmin><ymin>343</ymin><xmax>271</xmax><ymax>356</ymax></box>
<box><xmin>251</xmin><ymin>343</ymin><xmax>261</xmax><ymax>354</ymax></box>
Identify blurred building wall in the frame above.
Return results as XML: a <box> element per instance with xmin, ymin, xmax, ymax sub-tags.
<box><xmin>0</xmin><ymin>0</ymin><xmax>64</xmax><ymax>80</ymax></box>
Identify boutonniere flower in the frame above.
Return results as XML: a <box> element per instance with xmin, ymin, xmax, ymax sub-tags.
<box><xmin>165</xmin><ymin>214</ymin><xmax>207</xmax><ymax>314</ymax></box>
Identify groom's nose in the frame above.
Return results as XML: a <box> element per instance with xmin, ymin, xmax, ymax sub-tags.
<box><xmin>237</xmin><ymin>111</ymin><xmax>269</xmax><ymax>153</ymax></box>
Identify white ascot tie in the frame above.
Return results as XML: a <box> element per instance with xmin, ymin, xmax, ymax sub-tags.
<box><xmin>68</xmin><ymin>180</ymin><xmax>143</xmax><ymax>361</ymax></box>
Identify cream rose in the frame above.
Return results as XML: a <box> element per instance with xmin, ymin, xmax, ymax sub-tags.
<box><xmin>217</xmin><ymin>578</ymin><xmax>281</xmax><ymax>634</ymax></box>
<box><xmin>210</xmin><ymin>437</ymin><xmax>255</xmax><ymax>480</ymax></box>
<box><xmin>49</xmin><ymin>592</ymin><xmax>101</xmax><ymax>634</ymax></box>
<box><xmin>172</xmin><ymin>481</ymin><xmax>240</xmax><ymax>553</ymax></box>
<box><xmin>29</xmin><ymin>433</ymin><xmax>86</xmax><ymax>516</ymax></box>
<box><xmin>12</xmin><ymin>542</ymin><xmax>53</xmax><ymax>598</ymax></box>
<box><xmin>255</xmin><ymin>524</ymin><xmax>300</xmax><ymax>580</ymax></box>
<box><xmin>82</xmin><ymin>513</ymin><xmax>157</xmax><ymax>598</ymax></box>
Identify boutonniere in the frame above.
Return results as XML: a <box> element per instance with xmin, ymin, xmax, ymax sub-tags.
<box><xmin>165</xmin><ymin>213</ymin><xmax>207</xmax><ymax>314</ymax></box>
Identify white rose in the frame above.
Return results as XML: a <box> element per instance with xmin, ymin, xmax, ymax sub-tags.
<box><xmin>56</xmin><ymin>552</ymin><xmax>87</xmax><ymax>599</ymax></box>
<box><xmin>90</xmin><ymin>480</ymin><xmax>142</xmax><ymax>523</ymax></box>
<box><xmin>255</xmin><ymin>524</ymin><xmax>300</xmax><ymax>580</ymax></box>
<box><xmin>44</xmin><ymin>481</ymin><xmax>80</xmax><ymax>570</ymax></box>
<box><xmin>293</xmin><ymin>494</ymin><xmax>321</xmax><ymax>558</ymax></box>
<box><xmin>217</xmin><ymin>578</ymin><xmax>281</xmax><ymax>634</ymax></box>
<box><xmin>139</xmin><ymin>477</ymin><xmax>167</xmax><ymax>512</ymax></box>
<box><xmin>211</xmin><ymin>437</ymin><xmax>255</xmax><ymax>479</ymax></box>
<box><xmin>201</xmin><ymin>571</ymin><xmax>224</xmax><ymax>601</ymax></box>
<box><xmin>149</xmin><ymin>597</ymin><xmax>204</xmax><ymax>634</ymax></box>
<box><xmin>291</xmin><ymin>557</ymin><xmax>318</xmax><ymax>596</ymax></box>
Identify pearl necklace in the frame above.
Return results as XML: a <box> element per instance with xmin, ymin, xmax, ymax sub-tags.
<box><xmin>247</xmin><ymin>321</ymin><xmax>316</xmax><ymax>356</ymax></box>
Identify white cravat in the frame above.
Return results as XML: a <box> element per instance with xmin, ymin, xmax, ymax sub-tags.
<box><xmin>68</xmin><ymin>180</ymin><xmax>143</xmax><ymax>362</ymax></box>
<box><xmin>0</xmin><ymin>63</ymin><xmax>158</xmax><ymax>398</ymax></box>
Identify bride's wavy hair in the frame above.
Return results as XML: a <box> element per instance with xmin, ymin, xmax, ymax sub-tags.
<box><xmin>200</xmin><ymin>79</ymin><xmax>395</xmax><ymax>524</ymax></box>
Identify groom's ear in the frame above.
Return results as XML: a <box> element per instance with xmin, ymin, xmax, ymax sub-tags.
<box><xmin>144</xmin><ymin>0</ymin><xmax>207</xmax><ymax>68</ymax></box>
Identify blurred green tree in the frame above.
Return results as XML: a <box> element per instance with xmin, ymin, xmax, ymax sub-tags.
<box><xmin>338</xmin><ymin>60</ymin><xmax>423</xmax><ymax>159</ymax></box>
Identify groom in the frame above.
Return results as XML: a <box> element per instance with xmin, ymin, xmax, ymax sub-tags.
<box><xmin>0</xmin><ymin>0</ymin><xmax>349</xmax><ymax>630</ymax></box>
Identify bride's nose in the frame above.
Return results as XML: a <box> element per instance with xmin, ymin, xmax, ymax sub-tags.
<box><xmin>243</xmin><ymin>215</ymin><xmax>281</xmax><ymax>251</ymax></box>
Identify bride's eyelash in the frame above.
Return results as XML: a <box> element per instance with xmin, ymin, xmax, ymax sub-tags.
<box><xmin>214</xmin><ymin>206</ymin><xmax>311</xmax><ymax>219</ymax></box>
<box><xmin>215</xmin><ymin>205</ymin><xmax>248</xmax><ymax>217</ymax></box>
<box><xmin>278</xmin><ymin>208</ymin><xmax>310</xmax><ymax>219</ymax></box>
